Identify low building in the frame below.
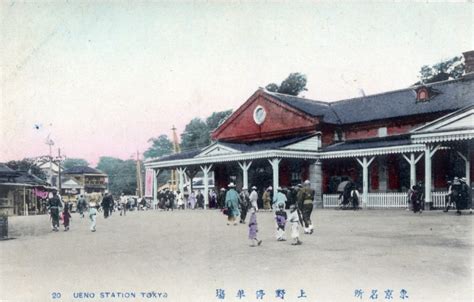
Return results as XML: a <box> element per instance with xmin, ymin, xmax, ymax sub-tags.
<box><xmin>145</xmin><ymin>51</ymin><xmax>474</xmax><ymax>210</ymax></box>
<box><xmin>61</xmin><ymin>166</ymin><xmax>108</xmax><ymax>195</ymax></box>
<box><xmin>0</xmin><ymin>164</ymin><xmax>53</xmax><ymax>216</ymax></box>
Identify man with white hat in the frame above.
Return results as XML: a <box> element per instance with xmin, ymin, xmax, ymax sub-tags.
<box><xmin>297</xmin><ymin>180</ymin><xmax>315</xmax><ymax>234</ymax></box>
<box><xmin>249</xmin><ymin>186</ymin><xmax>259</xmax><ymax>211</ymax></box>
<box><xmin>225</xmin><ymin>182</ymin><xmax>241</xmax><ymax>225</ymax></box>
<box><xmin>273</xmin><ymin>187</ymin><xmax>287</xmax><ymax>210</ymax></box>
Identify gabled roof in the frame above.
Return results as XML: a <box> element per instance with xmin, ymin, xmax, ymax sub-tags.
<box><xmin>218</xmin><ymin>134</ymin><xmax>316</xmax><ymax>152</ymax></box>
<box><xmin>412</xmin><ymin>104</ymin><xmax>474</xmax><ymax>134</ymax></box>
<box><xmin>329</xmin><ymin>77</ymin><xmax>474</xmax><ymax>124</ymax></box>
<box><xmin>264</xmin><ymin>91</ymin><xmax>341</xmax><ymax>124</ymax></box>
<box><xmin>152</xmin><ymin>149</ymin><xmax>203</xmax><ymax>163</ymax></box>
<box><xmin>14</xmin><ymin>172</ymin><xmax>49</xmax><ymax>186</ymax></box>
<box><xmin>322</xmin><ymin>134</ymin><xmax>412</xmax><ymax>152</ymax></box>
<box><xmin>261</xmin><ymin>76</ymin><xmax>474</xmax><ymax>125</ymax></box>
<box><xmin>62</xmin><ymin>166</ymin><xmax>106</xmax><ymax>175</ymax></box>
<box><xmin>0</xmin><ymin>163</ymin><xmax>18</xmax><ymax>176</ymax></box>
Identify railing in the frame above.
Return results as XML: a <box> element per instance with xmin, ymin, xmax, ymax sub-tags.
<box><xmin>323</xmin><ymin>191</ymin><xmax>448</xmax><ymax>209</ymax></box>
<box><xmin>366</xmin><ymin>193</ymin><xmax>407</xmax><ymax>208</ymax></box>
<box><xmin>322</xmin><ymin>194</ymin><xmax>340</xmax><ymax>208</ymax></box>
<box><xmin>432</xmin><ymin>191</ymin><xmax>447</xmax><ymax>208</ymax></box>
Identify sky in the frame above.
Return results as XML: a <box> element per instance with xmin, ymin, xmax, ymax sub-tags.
<box><xmin>1</xmin><ymin>1</ymin><xmax>473</xmax><ymax>166</ymax></box>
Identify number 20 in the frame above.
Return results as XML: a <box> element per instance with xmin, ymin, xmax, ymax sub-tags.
<box><xmin>51</xmin><ymin>292</ymin><xmax>61</xmax><ymax>299</ymax></box>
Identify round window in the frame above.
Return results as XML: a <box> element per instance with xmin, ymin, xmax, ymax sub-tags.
<box><xmin>253</xmin><ymin>106</ymin><xmax>266</xmax><ymax>125</ymax></box>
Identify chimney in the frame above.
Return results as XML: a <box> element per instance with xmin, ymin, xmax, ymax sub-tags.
<box><xmin>463</xmin><ymin>50</ymin><xmax>474</xmax><ymax>74</ymax></box>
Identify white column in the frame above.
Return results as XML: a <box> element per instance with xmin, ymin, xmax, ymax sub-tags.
<box><xmin>200</xmin><ymin>165</ymin><xmax>213</xmax><ymax>210</ymax></box>
<box><xmin>402</xmin><ymin>153</ymin><xmax>424</xmax><ymax>188</ymax></box>
<box><xmin>176</xmin><ymin>167</ymin><xmax>187</xmax><ymax>194</ymax></box>
<box><xmin>238</xmin><ymin>161</ymin><xmax>253</xmax><ymax>189</ymax></box>
<box><xmin>153</xmin><ymin>169</ymin><xmax>160</xmax><ymax>207</ymax></box>
<box><xmin>309</xmin><ymin>160</ymin><xmax>323</xmax><ymax>208</ymax></box>
<box><xmin>457</xmin><ymin>150</ymin><xmax>471</xmax><ymax>186</ymax></box>
<box><xmin>356</xmin><ymin>156</ymin><xmax>375</xmax><ymax>208</ymax></box>
<box><xmin>424</xmin><ymin>144</ymin><xmax>441</xmax><ymax>209</ymax></box>
<box><xmin>268</xmin><ymin>159</ymin><xmax>282</xmax><ymax>198</ymax></box>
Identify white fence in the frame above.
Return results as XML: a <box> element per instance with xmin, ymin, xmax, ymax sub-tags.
<box><xmin>323</xmin><ymin>191</ymin><xmax>448</xmax><ymax>209</ymax></box>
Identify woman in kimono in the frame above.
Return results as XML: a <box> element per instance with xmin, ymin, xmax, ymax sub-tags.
<box><xmin>248</xmin><ymin>207</ymin><xmax>262</xmax><ymax>247</ymax></box>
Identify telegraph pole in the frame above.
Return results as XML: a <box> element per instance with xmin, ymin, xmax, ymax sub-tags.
<box><xmin>136</xmin><ymin>151</ymin><xmax>143</xmax><ymax>197</ymax></box>
<box><xmin>171</xmin><ymin>125</ymin><xmax>181</xmax><ymax>191</ymax></box>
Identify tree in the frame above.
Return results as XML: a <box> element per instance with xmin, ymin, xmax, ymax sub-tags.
<box><xmin>265</xmin><ymin>72</ymin><xmax>308</xmax><ymax>96</ymax></box>
<box><xmin>418</xmin><ymin>56</ymin><xmax>465</xmax><ymax>84</ymax></box>
<box><xmin>180</xmin><ymin>118</ymin><xmax>210</xmax><ymax>150</ymax></box>
<box><xmin>206</xmin><ymin>109</ymin><xmax>232</xmax><ymax>131</ymax></box>
<box><xmin>96</xmin><ymin>157</ymin><xmax>140</xmax><ymax>195</ymax></box>
<box><xmin>6</xmin><ymin>158</ymin><xmax>47</xmax><ymax>180</ymax></box>
<box><xmin>265</xmin><ymin>83</ymin><xmax>279</xmax><ymax>92</ymax></box>
<box><xmin>180</xmin><ymin>110</ymin><xmax>234</xmax><ymax>151</ymax></box>
<box><xmin>63</xmin><ymin>158</ymin><xmax>89</xmax><ymax>170</ymax></box>
<box><xmin>144</xmin><ymin>134</ymin><xmax>173</xmax><ymax>159</ymax></box>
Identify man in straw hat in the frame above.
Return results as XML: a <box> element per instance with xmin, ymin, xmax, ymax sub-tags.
<box><xmin>225</xmin><ymin>182</ymin><xmax>241</xmax><ymax>225</ymax></box>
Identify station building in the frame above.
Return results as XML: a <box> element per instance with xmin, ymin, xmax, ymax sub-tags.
<box><xmin>145</xmin><ymin>52</ymin><xmax>474</xmax><ymax>209</ymax></box>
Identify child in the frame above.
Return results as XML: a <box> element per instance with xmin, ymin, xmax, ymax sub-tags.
<box><xmin>89</xmin><ymin>202</ymin><xmax>98</xmax><ymax>232</ymax></box>
<box><xmin>275</xmin><ymin>203</ymin><xmax>287</xmax><ymax>241</ymax></box>
<box><xmin>62</xmin><ymin>204</ymin><xmax>71</xmax><ymax>231</ymax></box>
<box><xmin>288</xmin><ymin>205</ymin><xmax>302</xmax><ymax>245</ymax></box>
<box><xmin>248</xmin><ymin>207</ymin><xmax>262</xmax><ymax>247</ymax></box>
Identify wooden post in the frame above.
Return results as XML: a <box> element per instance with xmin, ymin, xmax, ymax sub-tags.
<box><xmin>177</xmin><ymin>167</ymin><xmax>187</xmax><ymax>195</ymax></box>
<box><xmin>424</xmin><ymin>144</ymin><xmax>441</xmax><ymax>209</ymax></box>
<box><xmin>356</xmin><ymin>156</ymin><xmax>375</xmax><ymax>208</ymax></box>
<box><xmin>268</xmin><ymin>159</ymin><xmax>282</xmax><ymax>198</ymax></box>
<box><xmin>238</xmin><ymin>161</ymin><xmax>252</xmax><ymax>189</ymax></box>
<box><xmin>402</xmin><ymin>152</ymin><xmax>424</xmax><ymax>188</ymax></box>
<box><xmin>200</xmin><ymin>165</ymin><xmax>213</xmax><ymax>209</ymax></box>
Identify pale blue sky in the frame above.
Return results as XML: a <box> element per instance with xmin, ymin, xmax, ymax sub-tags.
<box><xmin>1</xmin><ymin>1</ymin><xmax>472</xmax><ymax>164</ymax></box>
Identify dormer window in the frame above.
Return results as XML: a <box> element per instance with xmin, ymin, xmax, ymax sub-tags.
<box><xmin>414</xmin><ymin>85</ymin><xmax>440</xmax><ymax>102</ymax></box>
<box><xmin>417</xmin><ymin>87</ymin><xmax>429</xmax><ymax>102</ymax></box>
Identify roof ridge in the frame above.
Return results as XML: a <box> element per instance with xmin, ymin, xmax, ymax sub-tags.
<box><xmin>331</xmin><ymin>76</ymin><xmax>471</xmax><ymax>105</ymax></box>
<box><xmin>263</xmin><ymin>89</ymin><xmax>330</xmax><ymax>106</ymax></box>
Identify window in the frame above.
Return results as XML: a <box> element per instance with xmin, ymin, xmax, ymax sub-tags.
<box><xmin>253</xmin><ymin>105</ymin><xmax>267</xmax><ymax>125</ymax></box>
<box><xmin>334</xmin><ymin>129</ymin><xmax>345</xmax><ymax>142</ymax></box>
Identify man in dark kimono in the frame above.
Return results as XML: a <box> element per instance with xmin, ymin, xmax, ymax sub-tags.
<box><xmin>217</xmin><ymin>188</ymin><xmax>226</xmax><ymax>209</ymax></box>
<box><xmin>101</xmin><ymin>193</ymin><xmax>113</xmax><ymax>218</ymax></box>
<box><xmin>297</xmin><ymin>180</ymin><xmax>315</xmax><ymax>234</ymax></box>
<box><xmin>239</xmin><ymin>187</ymin><xmax>250</xmax><ymax>223</ymax></box>
<box><xmin>48</xmin><ymin>191</ymin><xmax>62</xmax><ymax>231</ymax></box>
<box><xmin>77</xmin><ymin>195</ymin><xmax>87</xmax><ymax>218</ymax></box>
<box><xmin>196</xmin><ymin>190</ymin><xmax>204</xmax><ymax>209</ymax></box>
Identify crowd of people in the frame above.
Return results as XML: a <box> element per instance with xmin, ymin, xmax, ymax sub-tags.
<box><xmin>407</xmin><ymin>177</ymin><xmax>472</xmax><ymax>215</ymax></box>
<box><xmin>44</xmin><ymin>176</ymin><xmax>471</xmax><ymax>242</ymax></box>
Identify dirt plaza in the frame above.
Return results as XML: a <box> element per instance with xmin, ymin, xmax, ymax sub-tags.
<box><xmin>0</xmin><ymin>209</ymin><xmax>472</xmax><ymax>302</ymax></box>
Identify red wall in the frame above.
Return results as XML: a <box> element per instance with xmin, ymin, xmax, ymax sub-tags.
<box><xmin>387</xmin><ymin>155</ymin><xmax>400</xmax><ymax>190</ymax></box>
<box><xmin>213</xmin><ymin>92</ymin><xmax>318</xmax><ymax>142</ymax></box>
<box><xmin>343</xmin><ymin>114</ymin><xmax>445</xmax><ymax>141</ymax></box>
<box><xmin>371</xmin><ymin>160</ymin><xmax>379</xmax><ymax>190</ymax></box>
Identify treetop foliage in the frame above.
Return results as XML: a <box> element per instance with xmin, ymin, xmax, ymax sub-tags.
<box><xmin>265</xmin><ymin>72</ymin><xmax>308</xmax><ymax>96</ymax></box>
